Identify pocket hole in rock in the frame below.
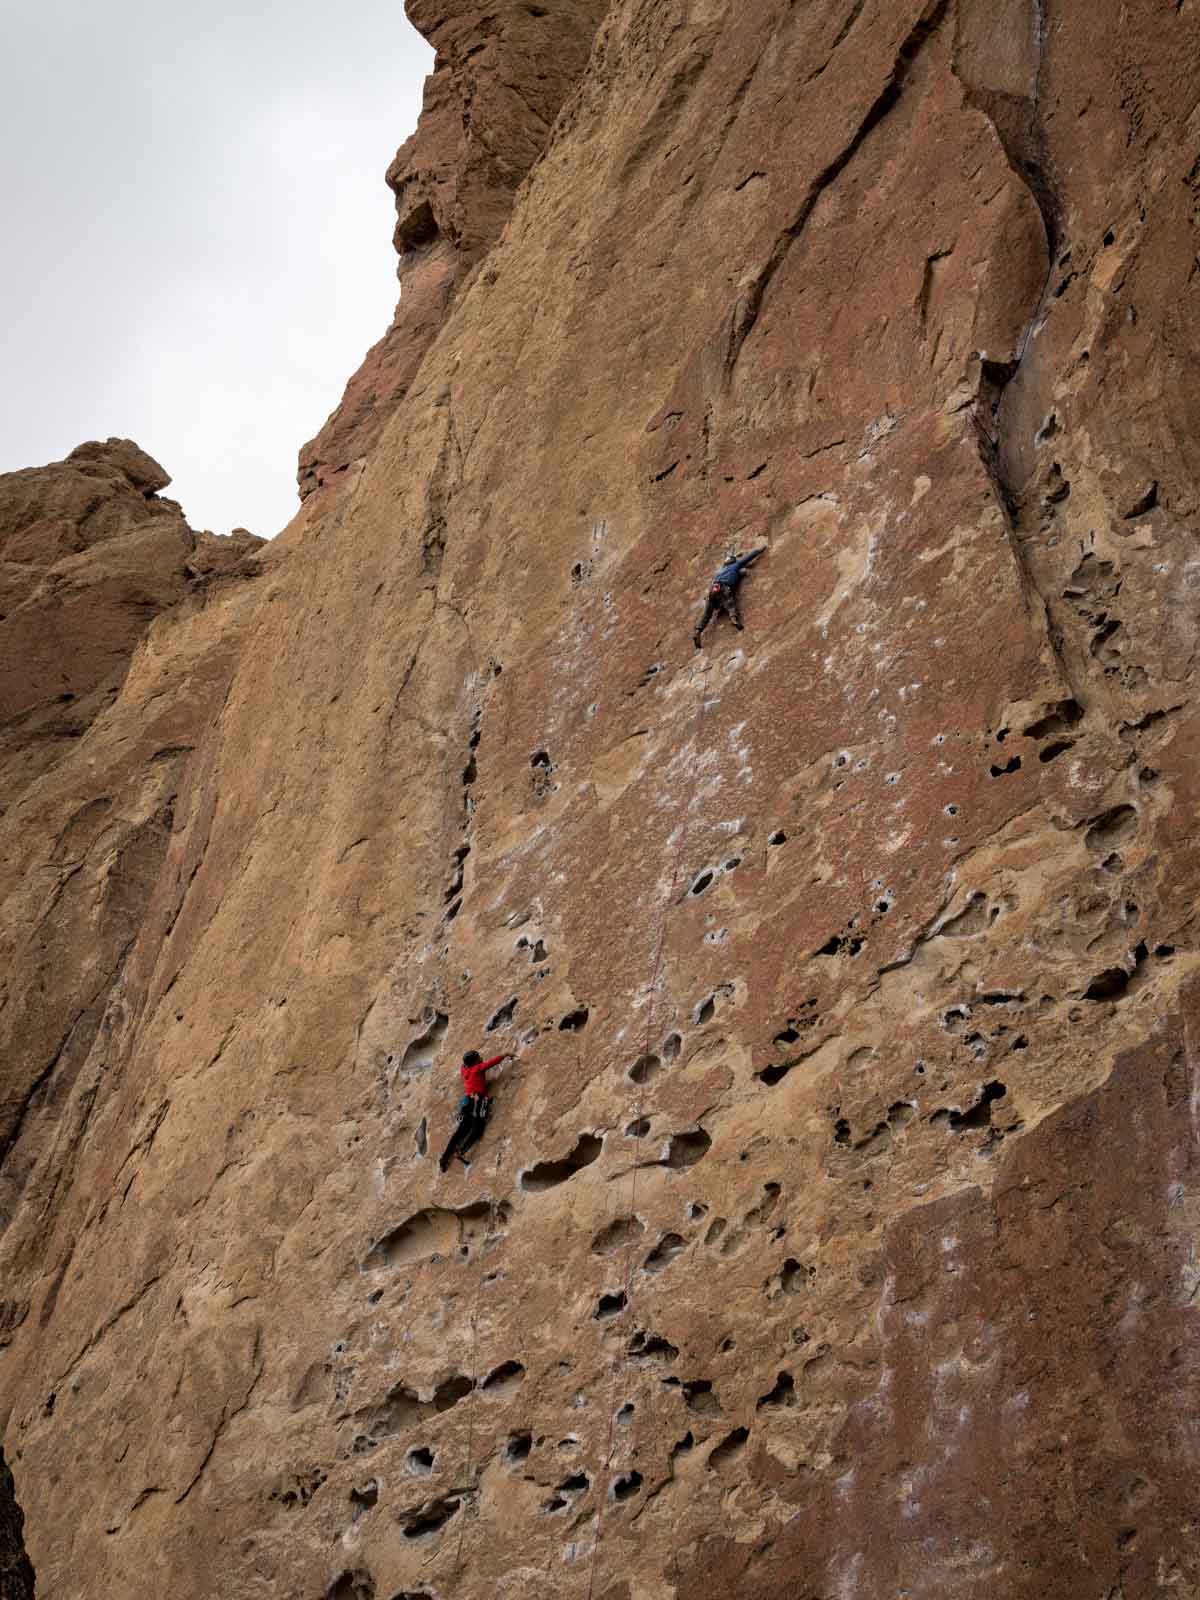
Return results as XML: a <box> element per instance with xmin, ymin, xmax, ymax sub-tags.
<box><xmin>757</xmin><ymin>1371</ymin><xmax>796</xmax><ymax>1408</ymax></box>
<box><xmin>682</xmin><ymin>1379</ymin><xmax>720</xmax><ymax>1415</ymax></box>
<box><xmin>645</xmin><ymin>1232</ymin><xmax>685</xmax><ymax>1272</ymax></box>
<box><xmin>627</xmin><ymin>1330</ymin><xmax>678</xmax><ymax>1362</ymax></box>
<box><xmin>768</xmin><ymin>831</ymin><xmax>787</xmax><ymax>845</ymax></box>
<box><xmin>666</xmin><ymin>1129</ymin><xmax>711</xmax><ymax>1169</ymax></box>
<box><xmin>626</xmin><ymin>1116</ymin><xmax>651</xmax><ymax>1138</ymax></box>
<box><xmin>400</xmin><ymin>1494</ymin><xmax>461</xmax><ymax>1538</ymax></box>
<box><xmin>560</xmin><ymin>1007</ymin><xmax>590</xmax><ymax>1032</ymax></box>
<box><xmin>595</xmin><ymin>1290</ymin><xmax>628</xmax><ymax>1318</ymax></box>
<box><xmin>406</xmin><ymin>1446</ymin><xmax>434</xmax><ymax>1475</ymax></box>
<box><xmin>481</xmin><ymin>1361</ymin><xmax>525</xmax><ymax>1395</ymax></box>
<box><xmin>708</xmin><ymin>1427</ymin><xmax>748</xmax><ymax>1469</ymax></box>
<box><xmin>401</xmin><ymin>1011</ymin><xmax>449</xmax><ymax>1071</ymax></box>
<box><xmin>521</xmin><ymin>1133</ymin><xmax>603</xmax><ymax>1192</ymax></box>
<box><xmin>691</xmin><ymin>870</ymin><xmax>715</xmax><ymax>896</ymax></box>
<box><xmin>629</xmin><ymin>1052</ymin><xmax>661</xmax><ymax>1084</ymax></box>
<box><xmin>504</xmin><ymin>1433</ymin><xmax>532</xmax><ymax>1464</ymax></box>
<box><xmin>487</xmin><ymin>997</ymin><xmax>518</xmax><ymax>1031</ymax></box>
<box><xmin>350</xmin><ymin>1481</ymin><xmax>379</xmax><ymax>1520</ymax></box>
<box><xmin>662</xmin><ymin>1032</ymin><xmax>682</xmax><ymax>1062</ymax></box>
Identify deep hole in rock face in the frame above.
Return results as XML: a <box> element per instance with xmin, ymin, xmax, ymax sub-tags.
<box><xmin>504</xmin><ymin>1432</ymin><xmax>532</xmax><ymax>1464</ymax></box>
<box><xmin>560</xmin><ymin>1006</ymin><xmax>590</xmax><ymax>1032</ymax></box>
<box><xmin>768</xmin><ymin>830</ymin><xmax>787</xmax><ymax>845</ymax></box>
<box><xmin>433</xmin><ymin>1375</ymin><xmax>474</xmax><ymax>1413</ymax></box>
<box><xmin>396</xmin><ymin>198</ymin><xmax>439</xmax><ymax>251</ymax></box>
<box><xmin>662</xmin><ymin>1032</ymin><xmax>682</xmax><ymax>1062</ymax></box>
<box><xmin>530</xmin><ymin>750</ymin><xmax>552</xmax><ymax>769</ymax></box>
<box><xmin>558</xmin><ymin>1472</ymin><xmax>590</xmax><ymax>1493</ymax></box>
<box><xmin>1024</xmin><ymin>698</ymin><xmax>1083</xmax><ymax>739</ymax></box>
<box><xmin>708</xmin><ymin>1427</ymin><xmax>749</xmax><ymax>1469</ymax></box>
<box><xmin>1083</xmin><ymin>966</ymin><xmax>1132</xmax><ymax>1001</ymax></box>
<box><xmin>626</xmin><ymin>1116</ymin><xmax>651</xmax><ymax>1138</ymax></box>
<box><xmin>666</xmin><ymin>1129</ymin><xmax>711</xmax><ymax>1169</ymax></box>
<box><xmin>645</xmin><ymin>1232</ymin><xmax>685</xmax><ymax>1272</ymax></box>
<box><xmin>780</xmin><ymin>1258</ymin><xmax>810</xmax><ymax>1294</ymax></box>
<box><xmin>406</xmin><ymin>1446</ymin><xmax>434</xmax><ymax>1475</ymax></box>
<box><xmin>989</xmin><ymin>755</ymin><xmax>1022</xmax><ymax>777</ymax></box>
<box><xmin>487</xmin><ymin>996</ymin><xmax>518</xmax><ymax>1031</ymax></box>
<box><xmin>628</xmin><ymin>1329</ymin><xmax>678</xmax><ymax>1362</ymax></box>
<box><xmin>1039</xmin><ymin>739</ymin><xmax>1074</xmax><ymax>763</ymax></box>
<box><xmin>757</xmin><ymin>1059</ymin><xmax>798</xmax><ymax>1087</ymax></box>
<box><xmin>934</xmin><ymin>1080</ymin><xmax>1008</xmax><ymax>1131</ymax></box>
<box><xmin>691</xmin><ymin>870</ymin><xmax>715</xmax><ymax>895</ymax></box>
<box><xmin>612</xmin><ymin>1470</ymin><xmax>643</xmax><ymax>1501</ymax></box>
<box><xmin>757</xmin><ymin>1371</ymin><xmax>796</xmax><ymax>1408</ymax></box>
<box><xmin>682</xmin><ymin>1379</ymin><xmax>720</xmax><ymax>1415</ymax></box>
<box><xmin>521</xmin><ymin>1133</ymin><xmax>603</xmax><ymax>1192</ymax></box>
<box><xmin>481</xmin><ymin>1361</ymin><xmax>525</xmax><ymax>1395</ymax></box>
<box><xmin>401</xmin><ymin>1494</ymin><xmax>461</xmax><ymax>1539</ymax></box>
<box><xmin>595</xmin><ymin>1290</ymin><xmax>628</xmax><ymax>1318</ymax></box>
<box><xmin>350</xmin><ymin>1479</ymin><xmax>379</xmax><ymax>1521</ymax></box>
<box><xmin>694</xmin><ymin>994</ymin><xmax>716</xmax><ymax>1024</ymax></box>
<box><xmin>401</xmin><ymin>1011</ymin><xmax>448</xmax><ymax>1071</ymax></box>
<box><xmin>629</xmin><ymin>1052</ymin><xmax>661</xmax><ymax>1085</ymax></box>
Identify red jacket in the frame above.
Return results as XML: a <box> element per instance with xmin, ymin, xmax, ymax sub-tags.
<box><xmin>461</xmin><ymin>1055</ymin><xmax>503</xmax><ymax>1096</ymax></box>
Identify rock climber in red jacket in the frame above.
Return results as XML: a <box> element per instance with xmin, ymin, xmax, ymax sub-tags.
<box><xmin>438</xmin><ymin>1049</ymin><xmax>512</xmax><ymax>1171</ymax></box>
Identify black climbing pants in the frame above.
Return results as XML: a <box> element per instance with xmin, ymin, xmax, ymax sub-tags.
<box><xmin>439</xmin><ymin>1097</ymin><xmax>490</xmax><ymax>1169</ymax></box>
<box><xmin>695</xmin><ymin>583</ymin><xmax>742</xmax><ymax>640</ymax></box>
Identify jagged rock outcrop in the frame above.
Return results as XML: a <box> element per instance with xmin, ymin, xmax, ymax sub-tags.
<box><xmin>3</xmin><ymin>2</ymin><xmax>1200</xmax><ymax>1598</ymax></box>
<box><xmin>0</xmin><ymin>442</ymin><xmax>264</xmax><ymax>1278</ymax></box>
<box><xmin>297</xmin><ymin>0</ymin><xmax>608</xmax><ymax>499</ymax></box>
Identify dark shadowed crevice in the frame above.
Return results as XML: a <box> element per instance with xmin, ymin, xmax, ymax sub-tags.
<box><xmin>0</xmin><ymin>1449</ymin><xmax>35</xmax><ymax>1600</ymax></box>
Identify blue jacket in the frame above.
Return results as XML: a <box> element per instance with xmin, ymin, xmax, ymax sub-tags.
<box><xmin>713</xmin><ymin>549</ymin><xmax>765</xmax><ymax>588</ymax></box>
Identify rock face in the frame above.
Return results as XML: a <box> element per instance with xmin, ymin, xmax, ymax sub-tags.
<box><xmin>0</xmin><ymin>440</ymin><xmax>264</xmax><ymax>1296</ymax></box>
<box><xmin>3</xmin><ymin>2</ymin><xmax>1200</xmax><ymax>1598</ymax></box>
<box><xmin>297</xmin><ymin>0</ymin><xmax>609</xmax><ymax>499</ymax></box>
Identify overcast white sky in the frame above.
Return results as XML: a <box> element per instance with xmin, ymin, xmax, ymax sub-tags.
<box><xmin>1</xmin><ymin>0</ymin><xmax>433</xmax><ymax>537</ymax></box>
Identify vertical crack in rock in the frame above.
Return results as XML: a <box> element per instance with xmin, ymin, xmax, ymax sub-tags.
<box><xmin>725</xmin><ymin>0</ymin><xmax>952</xmax><ymax>379</ymax></box>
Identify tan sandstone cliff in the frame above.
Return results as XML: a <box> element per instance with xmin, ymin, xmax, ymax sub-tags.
<box><xmin>2</xmin><ymin>1</ymin><xmax>1199</xmax><ymax>1597</ymax></box>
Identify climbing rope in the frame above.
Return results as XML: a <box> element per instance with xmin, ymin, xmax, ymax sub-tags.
<box><xmin>452</xmin><ymin>1151</ymin><xmax>502</xmax><ymax>1573</ymax></box>
<box><xmin>585</xmin><ymin>657</ymin><xmax>715</xmax><ymax>1600</ymax></box>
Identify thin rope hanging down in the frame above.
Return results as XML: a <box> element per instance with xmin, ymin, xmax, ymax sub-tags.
<box><xmin>585</xmin><ymin>658</ymin><xmax>715</xmax><ymax>1600</ymax></box>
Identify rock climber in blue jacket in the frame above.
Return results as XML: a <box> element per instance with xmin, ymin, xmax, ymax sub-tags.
<box><xmin>694</xmin><ymin>547</ymin><xmax>766</xmax><ymax>646</ymax></box>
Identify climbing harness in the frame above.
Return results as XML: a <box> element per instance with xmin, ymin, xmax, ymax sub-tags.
<box><xmin>585</xmin><ymin>657</ymin><xmax>715</xmax><ymax>1600</ymax></box>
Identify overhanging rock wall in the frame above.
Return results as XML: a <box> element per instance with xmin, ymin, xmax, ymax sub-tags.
<box><xmin>2</xmin><ymin>2</ymin><xmax>1199</xmax><ymax>1597</ymax></box>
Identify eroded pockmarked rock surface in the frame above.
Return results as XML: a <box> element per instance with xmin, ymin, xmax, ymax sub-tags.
<box><xmin>2</xmin><ymin>1</ymin><xmax>1200</xmax><ymax>1597</ymax></box>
